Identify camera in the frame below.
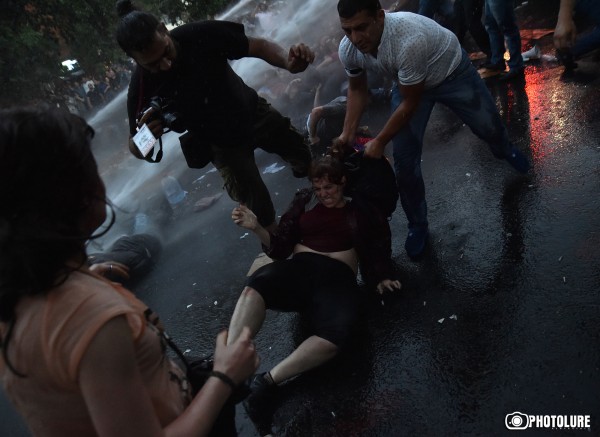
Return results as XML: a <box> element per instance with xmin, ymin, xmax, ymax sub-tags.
<box><xmin>505</xmin><ymin>412</ymin><xmax>529</xmax><ymax>430</ymax></box>
<box><xmin>142</xmin><ymin>96</ymin><xmax>186</xmax><ymax>133</ymax></box>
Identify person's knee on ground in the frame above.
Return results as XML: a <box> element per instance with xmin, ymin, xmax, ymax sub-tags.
<box><xmin>227</xmin><ymin>286</ymin><xmax>266</xmax><ymax>346</ymax></box>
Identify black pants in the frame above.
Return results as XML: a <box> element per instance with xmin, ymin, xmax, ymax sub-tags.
<box><xmin>247</xmin><ymin>252</ymin><xmax>362</xmax><ymax>347</ymax></box>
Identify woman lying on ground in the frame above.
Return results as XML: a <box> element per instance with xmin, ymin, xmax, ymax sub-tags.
<box><xmin>227</xmin><ymin>154</ymin><xmax>401</xmax><ymax>436</ymax></box>
<box><xmin>0</xmin><ymin>107</ymin><xmax>258</xmax><ymax>437</ymax></box>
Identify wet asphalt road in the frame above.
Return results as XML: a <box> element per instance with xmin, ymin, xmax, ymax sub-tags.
<box><xmin>2</xmin><ymin>6</ymin><xmax>600</xmax><ymax>437</ymax></box>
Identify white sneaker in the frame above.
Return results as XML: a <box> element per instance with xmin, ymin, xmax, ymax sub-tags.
<box><xmin>541</xmin><ymin>54</ymin><xmax>558</xmax><ymax>62</ymax></box>
<box><xmin>522</xmin><ymin>44</ymin><xmax>541</xmax><ymax>62</ymax></box>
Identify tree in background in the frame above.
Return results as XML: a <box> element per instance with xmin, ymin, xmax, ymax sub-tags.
<box><xmin>182</xmin><ymin>0</ymin><xmax>232</xmax><ymax>21</ymax></box>
<box><xmin>0</xmin><ymin>0</ymin><xmax>233</xmax><ymax>107</ymax></box>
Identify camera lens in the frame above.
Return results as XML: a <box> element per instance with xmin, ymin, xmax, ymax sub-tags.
<box><xmin>511</xmin><ymin>415</ymin><xmax>523</xmax><ymax>427</ymax></box>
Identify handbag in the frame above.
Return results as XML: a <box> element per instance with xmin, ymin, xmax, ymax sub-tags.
<box><xmin>163</xmin><ymin>331</ymin><xmax>250</xmax><ymax>401</ymax></box>
<box><xmin>343</xmin><ymin>150</ymin><xmax>399</xmax><ymax>218</ymax></box>
<box><xmin>162</xmin><ymin>331</ymin><xmax>217</xmax><ymax>395</ymax></box>
<box><xmin>179</xmin><ymin>131</ymin><xmax>213</xmax><ymax>169</ymax></box>
<box><xmin>162</xmin><ymin>332</ymin><xmax>247</xmax><ymax>437</ymax></box>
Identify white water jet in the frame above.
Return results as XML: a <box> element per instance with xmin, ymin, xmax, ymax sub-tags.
<box><xmin>217</xmin><ymin>0</ymin><xmax>256</xmax><ymax>20</ymax></box>
<box><xmin>230</xmin><ymin>0</ymin><xmax>340</xmax><ymax>86</ymax></box>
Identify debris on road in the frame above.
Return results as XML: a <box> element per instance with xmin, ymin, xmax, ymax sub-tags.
<box><xmin>193</xmin><ymin>192</ymin><xmax>223</xmax><ymax>212</ymax></box>
<box><xmin>263</xmin><ymin>163</ymin><xmax>286</xmax><ymax>174</ymax></box>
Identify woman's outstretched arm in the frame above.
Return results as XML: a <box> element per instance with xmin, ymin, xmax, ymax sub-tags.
<box><xmin>79</xmin><ymin>317</ymin><xmax>258</xmax><ymax>437</ymax></box>
<box><xmin>232</xmin><ymin>204</ymin><xmax>271</xmax><ymax>247</ymax></box>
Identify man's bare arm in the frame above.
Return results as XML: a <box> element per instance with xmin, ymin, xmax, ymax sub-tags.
<box><xmin>554</xmin><ymin>0</ymin><xmax>578</xmax><ymax>51</ymax></box>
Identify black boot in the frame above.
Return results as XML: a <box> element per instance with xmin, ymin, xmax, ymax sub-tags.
<box><xmin>243</xmin><ymin>372</ymin><xmax>279</xmax><ymax>436</ymax></box>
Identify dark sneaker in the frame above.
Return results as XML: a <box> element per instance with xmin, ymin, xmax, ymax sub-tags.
<box><xmin>498</xmin><ymin>67</ymin><xmax>525</xmax><ymax>82</ymax></box>
<box><xmin>505</xmin><ymin>146</ymin><xmax>531</xmax><ymax>174</ymax></box>
<box><xmin>405</xmin><ymin>227</ymin><xmax>429</xmax><ymax>260</ymax></box>
<box><xmin>480</xmin><ymin>61</ymin><xmax>506</xmax><ymax>71</ymax></box>
<box><xmin>563</xmin><ymin>60</ymin><xmax>578</xmax><ymax>71</ymax></box>
<box><xmin>557</xmin><ymin>50</ymin><xmax>578</xmax><ymax>71</ymax></box>
<box><xmin>243</xmin><ymin>373</ymin><xmax>279</xmax><ymax>436</ymax></box>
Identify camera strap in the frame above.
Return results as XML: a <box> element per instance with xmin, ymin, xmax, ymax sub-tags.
<box><xmin>137</xmin><ymin>72</ymin><xmax>164</xmax><ymax>164</ymax></box>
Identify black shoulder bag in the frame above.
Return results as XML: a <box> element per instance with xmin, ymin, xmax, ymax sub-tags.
<box><xmin>162</xmin><ymin>331</ymin><xmax>250</xmax><ymax>437</ymax></box>
<box><xmin>162</xmin><ymin>331</ymin><xmax>250</xmax><ymax>401</ymax></box>
<box><xmin>162</xmin><ymin>331</ymin><xmax>215</xmax><ymax>395</ymax></box>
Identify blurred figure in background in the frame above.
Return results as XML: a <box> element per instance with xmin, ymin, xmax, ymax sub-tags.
<box><xmin>482</xmin><ymin>0</ymin><xmax>525</xmax><ymax>80</ymax></box>
<box><xmin>454</xmin><ymin>0</ymin><xmax>491</xmax><ymax>64</ymax></box>
<box><xmin>553</xmin><ymin>0</ymin><xmax>600</xmax><ymax>71</ymax></box>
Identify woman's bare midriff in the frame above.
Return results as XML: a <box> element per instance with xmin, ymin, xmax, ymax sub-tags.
<box><xmin>293</xmin><ymin>243</ymin><xmax>358</xmax><ymax>275</ymax></box>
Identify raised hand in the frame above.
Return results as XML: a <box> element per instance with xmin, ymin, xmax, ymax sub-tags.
<box><xmin>232</xmin><ymin>204</ymin><xmax>259</xmax><ymax>231</ymax></box>
<box><xmin>376</xmin><ymin>279</ymin><xmax>402</xmax><ymax>294</ymax></box>
<box><xmin>287</xmin><ymin>43</ymin><xmax>315</xmax><ymax>73</ymax></box>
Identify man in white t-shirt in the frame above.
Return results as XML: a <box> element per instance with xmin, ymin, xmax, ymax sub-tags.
<box><xmin>334</xmin><ymin>0</ymin><xmax>531</xmax><ymax>259</ymax></box>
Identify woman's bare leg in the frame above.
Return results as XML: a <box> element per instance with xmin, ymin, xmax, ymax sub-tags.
<box><xmin>227</xmin><ymin>287</ymin><xmax>266</xmax><ymax>345</ymax></box>
<box><xmin>269</xmin><ymin>335</ymin><xmax>338</xmax><ymax>384</ymax></box>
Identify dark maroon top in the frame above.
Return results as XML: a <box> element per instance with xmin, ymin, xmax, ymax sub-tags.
<box><xmin>298</xmin><ymin>203</ymin><xmax>354</xmax><ymax>252</ymax></box>
<box><xmin>263</xmin><ymin>188</ymin><xmax>395</xmax><ymax>286</ymax></box>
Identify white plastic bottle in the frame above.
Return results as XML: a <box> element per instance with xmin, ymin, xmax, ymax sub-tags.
<box><xmin>161</xmin><ymin>175</ymin><xmax>187</xmax><ymax>206</ymax></box>
<box><xmin>133</xmin><ymin>212</ymin><xmax>150</xmax><ymax>234</ymax></box>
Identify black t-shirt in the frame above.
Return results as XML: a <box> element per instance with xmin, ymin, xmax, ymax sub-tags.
<box><xmin>127</xmin><ymin>20</ymin><xmax>259</xmax><ymax>144</ymax></box>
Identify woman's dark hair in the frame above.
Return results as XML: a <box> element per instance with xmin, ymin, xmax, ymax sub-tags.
<box><xmin>115</xmin><ymin>0</ymin><xmax>162</xmax><ymax>55</ymax></box>
<box><xmin>337</xmin><ymin>0</ymin><xmax>382</xmax><ymax>18</ymax></box>
<box><xmin>308</xmin><ymin>155</ymin><xmax>346</xmax><ymax>185</ymax></box>
<box><xmin>0</xmin><ymin>107</ymin><xmax>110</xmax><ymax>374</ymax></box>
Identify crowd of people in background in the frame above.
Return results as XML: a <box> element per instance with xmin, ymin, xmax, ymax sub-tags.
<box><xmin>43</xmin><ymin>62</ymin><xmax>134</xmax><ymax>118</ymax></box>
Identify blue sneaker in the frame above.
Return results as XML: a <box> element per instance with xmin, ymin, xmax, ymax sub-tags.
<box><xmin>505</xmin><ymin>146</ymin><xmax>531</xmax><ymax>174</ymax></box>
<box><xmin>405</xmin><ymin>227</ymin><xmax>429</xmax><ymax>259</ymax></box>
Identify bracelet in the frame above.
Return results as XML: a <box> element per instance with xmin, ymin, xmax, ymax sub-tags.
<box><xmin>209</xmin><ymin>370</ymin><xmax>237</xmax><ymax>391</ymax></box>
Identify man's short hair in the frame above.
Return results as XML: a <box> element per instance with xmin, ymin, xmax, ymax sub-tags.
<box><xmin>337</xmin><ymin>0</ymin><xmax>382</xmax><ymax>18</ymax></box>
